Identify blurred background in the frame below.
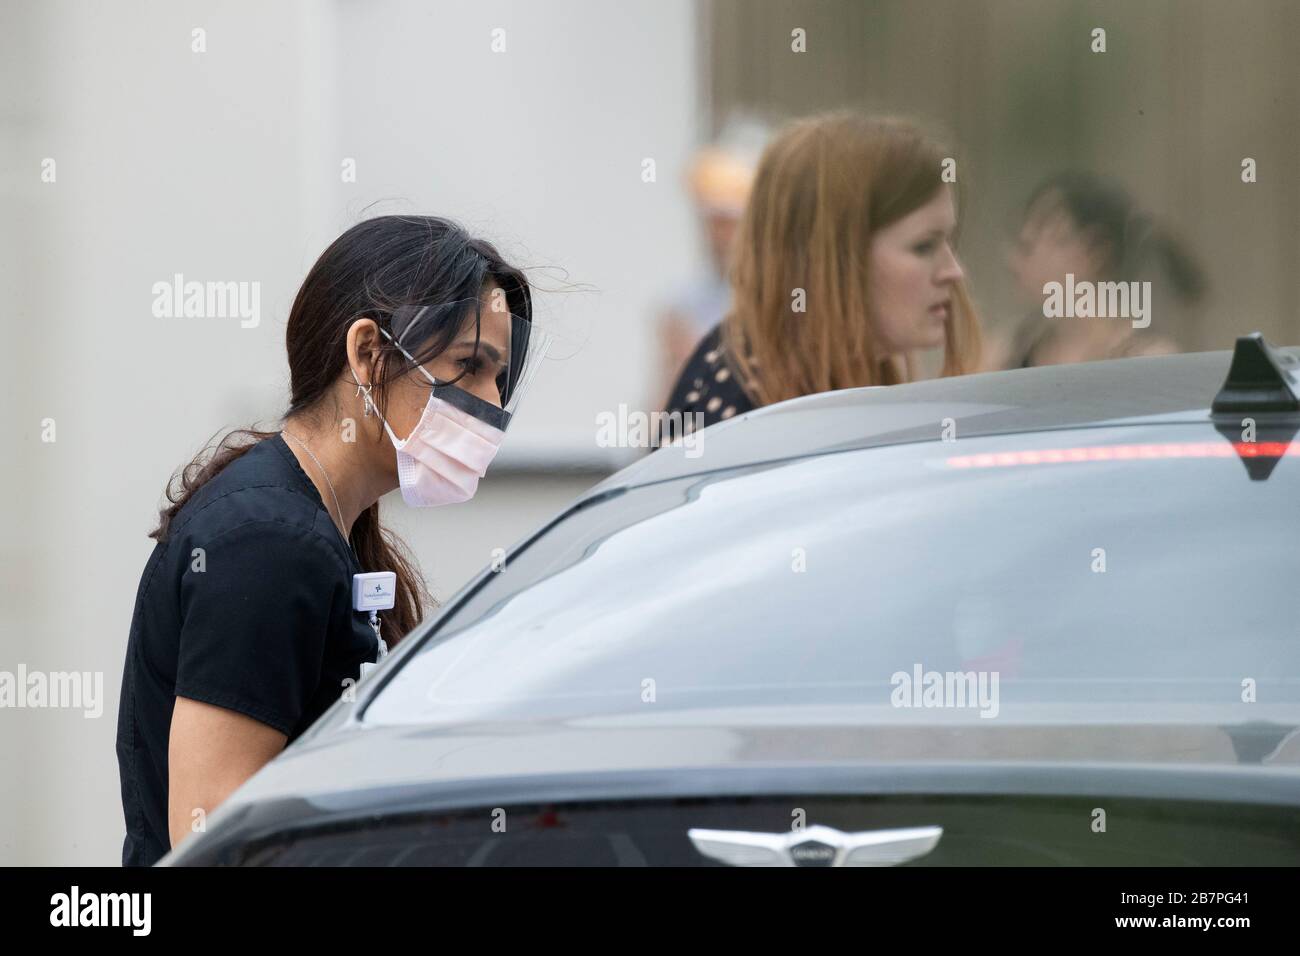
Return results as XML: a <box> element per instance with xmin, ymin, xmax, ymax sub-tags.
<box><xmin>1</xmin><ymin>0</ymin><xmax>1296</xmax><ymax>865</ymax></box>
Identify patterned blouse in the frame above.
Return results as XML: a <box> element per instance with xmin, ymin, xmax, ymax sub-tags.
<box><xmin>663</xmin><ymin>322</ymin><xmax>758</xmax><ymax>429</ymax></box>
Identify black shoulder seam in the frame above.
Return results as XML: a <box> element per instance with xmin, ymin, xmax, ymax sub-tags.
<box><xmin>168</xmin><ymin>482</ymin><xmax>320</xmax><ymax>539</ymax></box>
<box><xmin>188</xmin><ymin>515</ymin><xmax>353</xmax><ymax>580</ymax></box>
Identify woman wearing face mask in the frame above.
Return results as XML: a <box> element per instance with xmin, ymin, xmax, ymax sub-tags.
<box><xmin>663</xmin><ymin>111</ymin><xmax>982</xmax><ymax>430</ymax></box>
<box><xmin>115</xmin><ymin>215</ymin><xmax>546</xmax><ymax>866</ymax></box>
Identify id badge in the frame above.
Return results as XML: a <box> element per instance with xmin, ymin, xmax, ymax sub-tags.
<box><xmin>353</xmin><ymin>572</ymin><xmax>395</xmax><ymax>681</ymax></box>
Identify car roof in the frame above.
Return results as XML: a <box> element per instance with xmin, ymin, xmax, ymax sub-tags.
<box><xmin>593</xmin><ymin>347</ymin><xmax>1298</xmax><ymax>496</ymax></box>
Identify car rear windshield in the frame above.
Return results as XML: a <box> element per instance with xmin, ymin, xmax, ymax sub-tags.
<box><xmin>366</xmin><ymin>423</ymin><xmax>1300</xmax><ymax>726</ymax></box>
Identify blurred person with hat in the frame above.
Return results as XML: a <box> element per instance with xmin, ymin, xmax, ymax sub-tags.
<box><xmin>654</xmin><ymin>117</ymin><xmax>768</xmax><ymax>404</ymax></box>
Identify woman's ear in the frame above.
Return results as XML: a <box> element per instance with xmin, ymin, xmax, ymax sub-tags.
<box><xmin>346</xmin><ymin>318</ymin><xmax>383</xmax><ymax>387</ymax></box>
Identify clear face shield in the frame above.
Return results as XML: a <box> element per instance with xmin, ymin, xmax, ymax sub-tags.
<box><xmin>380</xmin><ymin>298</ymin><xmax>552</xmax><ymax>434</ymax></box>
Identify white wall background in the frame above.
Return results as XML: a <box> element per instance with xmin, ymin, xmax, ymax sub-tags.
<box><xmin>0</xmin><ymin>0</ymin><xmax>700</xmax><ymax>865</ymax></box>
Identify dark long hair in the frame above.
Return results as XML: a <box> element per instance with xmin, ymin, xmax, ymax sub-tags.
<box><xmin>149</xmin><ymin>215</ymin><xmax>532</xmax><ymax>644</ymax></box>
<box><xmin>1024</xmin><ymin>171</ymin><xmax>1207</xmax><ymax>304</ymax></box>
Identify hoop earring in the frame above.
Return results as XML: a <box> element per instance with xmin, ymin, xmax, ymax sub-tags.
<box><xmin>355</xmin><ymin>379</ymin><xmax>375</xmax><ymax>418</ymax></box>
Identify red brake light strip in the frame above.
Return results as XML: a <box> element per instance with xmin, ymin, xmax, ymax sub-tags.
<box><xmin>946</xmin><ymin>441</ymin><xmax>1297</xmax><ymax>469</ymax></box>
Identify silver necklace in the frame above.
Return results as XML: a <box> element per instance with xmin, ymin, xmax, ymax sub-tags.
<box><xmin>281</xmin><ymin>429</ymin><xmax>354</xmax><ymax>558</ymax></box>
<box><xmin>281</xmin><ymin>429</ymin><xmax>386</xmax><ymax>658</ymax></box>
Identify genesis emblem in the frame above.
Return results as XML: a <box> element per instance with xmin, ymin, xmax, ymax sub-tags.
<box><xmin>688</xmin><ymin>824</ymin><xmax>942</xmax><ymax>867</ymax></box>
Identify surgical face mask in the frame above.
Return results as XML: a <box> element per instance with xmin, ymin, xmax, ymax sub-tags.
<box><xmin>361</xmin><ymin>311</ymin><xmax>547</xmax><ymax>507</ymax></box>
<box><xmin>368</xmin><ymin>380</ymin><xmax>506</xmax><ymax>508</ymax></box>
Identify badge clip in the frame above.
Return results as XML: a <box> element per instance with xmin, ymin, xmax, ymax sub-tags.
<box><xmin>353</xmin><ymin>572</ymin><xmax>396</xmax><ymax>676</ymax></box>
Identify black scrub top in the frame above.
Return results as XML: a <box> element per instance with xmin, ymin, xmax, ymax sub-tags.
<box><xmin>115</xmin><ymin>433</ymin><xmax>380</xmax><ymax>866</ymax></box>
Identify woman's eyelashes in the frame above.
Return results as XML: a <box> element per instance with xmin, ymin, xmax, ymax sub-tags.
<box><xmin>437</xmin><ymin>354</ymin><xmax>508</xmax><ymax>396</ymax></box>
<box><xmin>913</xmin><ymin>231</ymin><xmax>956</xmax><ymax>257</ymax></box>
<box><xmin>428</xmin><ymin>354</ymin><xmax>486</xmax><ymax>382</ymax></box>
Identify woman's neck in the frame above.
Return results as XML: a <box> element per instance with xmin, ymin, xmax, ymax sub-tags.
<box><xmin>280</xmin><ymin>416</ymin><xmax>393</xmax><ymax>538</ymax></box>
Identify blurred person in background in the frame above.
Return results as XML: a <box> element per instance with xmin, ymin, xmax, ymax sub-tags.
<box><xmin>992</xmin><ymin>171</ymin><xmax>1207</xmax><ymax>369</ymax></box>
<box><xmin>116</xmin><ymin>216</ymin><xmax>545</xmax><ymax>865</ymax></box>
<box><xmin>663</xmin><ymin>111</ymin><xmax>983</xmax><ymax>429</ymax></box>
<box><xmin>654</xmin><ymin>117</ymin><xmax>767</xmax><ymax>404</ymax></box>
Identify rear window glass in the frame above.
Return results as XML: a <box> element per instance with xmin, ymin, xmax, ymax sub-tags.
<box><xmin>366</xmin><ymin>424</ymin><xmax>1300</xmax><ymax>727</ymax></box>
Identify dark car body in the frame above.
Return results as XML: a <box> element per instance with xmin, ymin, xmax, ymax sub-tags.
<box><xmin>162</xmin><ymin>339</ymin><xmax>1300</xmax><ymax>866</ymax></box>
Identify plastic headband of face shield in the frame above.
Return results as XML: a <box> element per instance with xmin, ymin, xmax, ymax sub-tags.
<box><xmin>378</xmin><ymin>300</ymin><xmax>551</xmax><ymax>433</ymax></box>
